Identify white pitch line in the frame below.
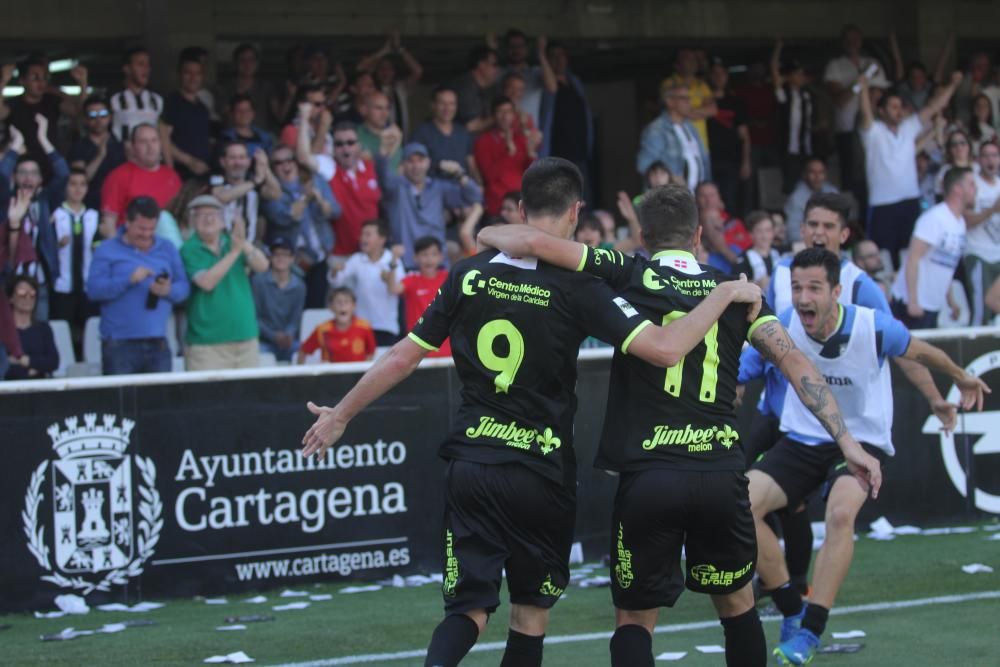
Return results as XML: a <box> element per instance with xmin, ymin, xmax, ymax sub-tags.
<box><xmin>268</xmin><ymin>590</ymin><xmax>1000</xmax><ymax>666</ymax></box>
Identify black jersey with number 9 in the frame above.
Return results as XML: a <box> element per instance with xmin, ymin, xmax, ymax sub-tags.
<box><xmin>410</xmin><ymin>249</ymin><xmax>653</xmax><ymax>487</ymax></box>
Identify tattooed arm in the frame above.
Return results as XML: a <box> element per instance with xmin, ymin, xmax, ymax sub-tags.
<box><xmin>750</xmin><ymin>319</ymin><xmax>882</xmax><ymax>497</ymax></box>
<box><xmin>903</xmin><ymin>338</ymin><xmax>990</xmax><ymax>412</ymax></box>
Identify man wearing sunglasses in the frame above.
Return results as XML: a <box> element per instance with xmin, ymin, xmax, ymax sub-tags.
<box><xmin>68</xmin><ymin>96</ymin><xmax>126</xmax><ymax>211</ymax></box>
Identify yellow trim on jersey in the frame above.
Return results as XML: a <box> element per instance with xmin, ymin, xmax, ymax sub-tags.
<box><xmin>575</xmin><ymin>245</ymin><xmax>590</xmax><ymax>272</ymax></box>
<box><xmin>651</xmin><ymin>249</ymin><xmax>698</xmax><ymax>263</ymax></box>
<box><xmin>746</xmin><ymin>314</ymin><xmax>779</xmax><ymax>342</ymax></box>
<box><xmin>621</xmin><ymin>319</ymin><xmax>653</xmax><ymax>354</ymax></box>
<box><xmin>407</xmin><ymin>332</ymin><xmax>440</xmax><ymax>352</ymax></box>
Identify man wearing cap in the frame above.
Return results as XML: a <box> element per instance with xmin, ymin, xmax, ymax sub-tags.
<box><xmin>181</xmin><ymin>194</ymin><xmax>269</xmax><ymax>370</ymax></box>
<box><xmin>252</xmin><ymin>236</ymin><xmax>306</xmax><ymax>362</ymax></box>
<box><xmin>86</xmin><ymin>196</ymin><xmax>189</xmax><ymax>375</ymax></box>
<box><xmin>376</xmin><ymin>141</ymin><xmax>482</xmax><ymax>269</ymax></box>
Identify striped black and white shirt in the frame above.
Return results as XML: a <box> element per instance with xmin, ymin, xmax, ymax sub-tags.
<box><xmin>110</xmin><ymin>88</ymin><xmax>164</xmax><ymax>142</ymax></box>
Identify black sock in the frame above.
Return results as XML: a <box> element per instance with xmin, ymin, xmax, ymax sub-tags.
<box><xmin>781</xmin><ymin>511</ymin><xmax>813</xmax><ymax>592</ymax></box>
<box><xmin>720</xmin><ymin>608</ymin><xmax>767</xmax><ymax>667</ymax></box>
<box><xmin>610</xmin><ymin>624</ymin><xmax>654</xmax><ymax>667</ymax></box>
<box><xmin>771</xmin><ymin>583</ymin><xmax>803</xmax><ymax>618</ymax></box>
<box><xmin>801</xmin><ymin>603</ymin><xmax>829</xmax><ymax>637</ymax></box>
<box><xmin>425</xmin><ymin>614</ymin><xmax>479</xmax><ymax>667</ymax></box>
<box><xmin>500</xmin><ymin>628</ymin><xmax>544</xmax><ymax>667</ymax></box>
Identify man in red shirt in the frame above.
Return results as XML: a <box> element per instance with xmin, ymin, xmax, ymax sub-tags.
<box><xmin>297</xmin><ymin>286</ymin><xmax>376</xmax><ymax>363</ymax></box>
<box><xmin>99</xmin><ymin>123</ymin><xmax>181</xmax><ymax>238</ymax></box>
<box><xmin>474</xmin><ymin>96</ymin><xmax>534</xmax><ymax>215</ymax></box>
<box><xmin>396</xmin><ymin>236</ymin><xmax>450</xmax><ymax>357</ymax></box>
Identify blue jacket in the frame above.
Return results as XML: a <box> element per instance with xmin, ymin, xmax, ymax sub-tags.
<box><xmin>376</xmin><ymin>155</ymin><xmax>481</xmax><ymax>268</ymax></box>
<box><xmin>636</xmin><ymin>112</ymin><xmax>711</xmax><ymax>181</ymax></box>
<box><xmin>262</xmin><ymin>175</ymin><xmax>340</xmax><ymax>261</ymax></box>
<box><xmin>86</xmin><ymin>227</ymin><xmax>190</xmax><ymax>340</ymax></box>
<box><xmin>1</xmin><ymin>148</ymin><xmax>69</xmax><ymax>284</ymax></box>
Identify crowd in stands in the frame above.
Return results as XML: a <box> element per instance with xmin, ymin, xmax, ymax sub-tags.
<box><xmin>2</xmin><ymin>25</ymin><xmax>1000</xmax><ymax>379</ymax></box>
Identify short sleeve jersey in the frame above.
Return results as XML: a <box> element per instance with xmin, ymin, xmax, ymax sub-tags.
<box><xmin>410</xmin><ymin>249</ymin><xmax>652</xmax><ymax>487</ymax></box>
<box><xmin>578</xmin><ymin>246</ymin><xmax>776</xmax><ymax>472</ymax></box>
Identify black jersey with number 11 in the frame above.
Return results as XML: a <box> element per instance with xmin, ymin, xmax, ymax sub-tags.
<box><xmin>579</xmin><ymin>247</ymin><xmax>777</xmax><ymax>472</ymax></box>
<box><xmin>410</xmin><ymin>249</ymin><xmax>653</xmax><ymax>487</ymax></box>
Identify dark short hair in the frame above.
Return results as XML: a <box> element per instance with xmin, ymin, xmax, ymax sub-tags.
<box><xmin>68</xmin><ymin>167</ymin><xmax>88</xmax><ymax>181</ymax></box>
<box><xmin>233</xmin><ymin>43</ymin><xmax>258</xmax><ymax>61</ymax></box>
<box><xmin>877</xmin><ymin>90</ymin><xmax>904</xmax><ymax>110</ymax></box>
<box><xmin>804</xmin><ymin>156</ymin><xmax>826</xmax><ymax>170</ymax></box>
<box><xmin>645</xmin><ymin>161</ymin><xmax>671</xmax><ymax>176</ymax></box>
<box><xmin>637</xmin><ymin>184</ymin><xmax>699</xmax><ymax>251</ymax></box>
<box><xmin>414</xmin><ymin>236</ymin><xmax>443</xmax><ymax>254</ymax></box>
<box><xmin>745</xmin><ymin>210</ymin><xmax>772</xmax><ymax>232</ymax></box>
<box><xmin>14</xmin><ymin>154</ymin><xmax>40</xmax><ymax>173</ymax></box>
<box><xmin>791</xmin><ymin>247</ymin><xmax>841</xmax><ymax>287</ymax></box>
<box><xmin>328</xmin><ymin>286</ymin><xmax>356</xmax><ymax>304</ymax></box>
<box><xmin>130</xmin><ymin>122</ymin><xmax>158</xmax><ymax>143</ymax></box>
<box><xmin>431</xmin><ymin>85</ymin><xmax>457</xmax><ymax>101</ymax></box>
<box><xmin>491</xmin><ymin>95</ymin><xmax>514</xmax><ymax>115</ymax></box>
<box><xmin>83</xmin><ymin>94</ymin><xmax>108</xmax><ymax>109</ymax></box>
<box><xmin>7</xmin><ymin>274</ymin><xmax>40</xmax><ymax>300</ymax></box>
<box><xmin>501</xmin><ymin>72</ymin><xmax>525</xmax><ymax>89</ymax></box>
<box><xmin>331</xmin><ymin>120</ymin><xmax>358</xmax><ymax>136</ymax></box>
<box><xmin>229</xmin><ymin>93</ymin><xmax>255</xmax><ymax>110</ymax></box>
<box><xmin>520</xmin><ymin>157</ymin><xmax>582</xmax><ymax>218</ymax></box>
<box><xmin>362</xmin><ymin>218</ymin><xmax>390</xmax><ymax>240</ymax></box>
<box><xmin>576</xmin><ymin>213</ymin><xmax>604</xmax><ymax>235</ymax></box>
<box><xmin>943</xmin><ymin>166</ymin><xmax>974</xmax><ymax>195</ymax></box>
<box><xmin>295</xmin><ymin>83</ymin><xmax>323</xmax><ymax>105</ymax></box>
<box><xmin>503</xmin><ymin>28</ymin><xmax>528</xmax><ymax>44</ymax></box>
<box><xmin>502</xmin><ymin>190</ymin><xmax>521</xmax><ymax>204</ymax></box>
<box><xmin>123</xmin><ymin>47</ymin><xmax>148</xmax><ymax>66</ymax></box>
<box><xmin>18</xmin><ymin>57</ymin><xmax>47</xmax><ymax>78</ymax></box>
<box><xmin>803</xmin><ymin>192</ymin><xmax>851</xmax><ymax>228</ymax></box>
<box><xmin>467</xmin><ymin>46</ymin><xmax>497</xmax><ymax>71</ymax></box>
<box><xmin>126</xmin><ymin>195</ymin><xmax>160</xmax><ymax>222</ymax></box>
<box><xmin>219</xmin><ymin>140</ymin><xmax>249</xmax><ymax>158</ymax></box>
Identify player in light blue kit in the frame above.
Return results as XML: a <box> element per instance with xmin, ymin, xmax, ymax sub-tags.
<box><xmin>742</xmin><ymin>248</ymin><xmax>989</xmax><ymax>665</ymax></box>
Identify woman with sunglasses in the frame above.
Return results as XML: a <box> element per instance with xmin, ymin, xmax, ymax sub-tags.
<box><xmin>4</xmin><ymin>275</ymin><xmax>58</xmax><ymax>380</ymax></box>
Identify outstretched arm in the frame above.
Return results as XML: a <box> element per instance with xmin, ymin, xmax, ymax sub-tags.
<box><xmin>478</xmin><ymin>223</ymin><xmax>584</xmax><ymax>270</ymax></box>
<box><xmin>750</xmin><ymin>319</ymin><xmax>882</xmax><ymax>497</ymax></box>
<box><xmin>903</xmin><ymin>337</ymin><xmax>990</xmax><ymax>412</ymax></box>
<box><xmin>302</xmin><ymin>338</ymin><xmax>428</xmax><ymax>456</ymax></box>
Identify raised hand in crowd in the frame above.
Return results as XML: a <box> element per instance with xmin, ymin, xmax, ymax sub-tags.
<box><xmin>380</xmin><ymin>124</ymin><xmax>403</xmax><ymax>157</ymax></box>
<box><xmin>6</xmin><ymin>188</ymin><xmax>33</xmax><ymax>231</ymax></box>
<box><xmin>7</xmin><ymin>124</ymin><xmax>25</xmax><ymax>154</ymax></box>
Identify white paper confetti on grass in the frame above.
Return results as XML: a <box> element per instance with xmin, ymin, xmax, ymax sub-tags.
<box><xmin>893</xmin><ymin>525</ymin><xmax>921</xmax><ymax>535</ymax></box>
<box><xmin>54</xmin><ymin>594</ymin><xmax>89</xmax><ymax>614</ymax></box>
<box><xmin>656</xmin><ymin>651</ymin><xmax>687</xmax><ymax>660</ymax></box>
<box><xmin>988</xmin><ymin>533</ymin><xmax>1000</xmax><ymax>542</ymax></box>
<box><xmin>216</xmin><ymin>625</ymin><xmax>247</xmax><ymax>631</ymax></box>
<box><xmin>99</xmin><ymin>623</ymin><xmax>127</xmax><ymax>634</ymax></box>
<box><xmin>695</xmin><ymin>645</ymin><xmax>725</xmax><ymax>653</ymax></box>
<box><xmin>961</xmin><ymin>563</ymin><xmax>994</xmax><ymax>574</ymax></box>
<box><xmin>339</xmin><ymin>585</ymin><xmax>382</xmax><ymax>594</ymax></box>
<box><xmin>279</xmin><ymin>590</ymin><xmax>308</xmax><ymax>598</ymax></box>
<box><xmin>34</xmin><ymin>611</ymin><xmax>66</xmax><ymax>619</ymax></box>
<box><xmin>272</xmin><ymin>602</ymin><xmax>310</xmax><ymax>611</ymax></box>
<box><xmin>96</xmin><ymin>602</ymin><xmax>164</xmax><ymax>613</ymax></box>
<box><xmin>204</xmin><ymin>598</ymin><xmax>228</xmax><ymax>605</ymax></box>
<box><xmin>578</xmin><ymin>576</ymin><xmax>612</xmax><ymax>588</ymax></box>
<box><xmin>244</xmin><ymin>596</ymin><xmax>267</xmax><ymax>604</ymax></box>
<box><xmin>204</xmin><ymin>651</ymin><xmax>255</xmax><ymax>663</ymax></box>
<box><xmin>308</xmin><ymin>594</ymin><xmax>332</xmax><ymax>601</ymax></box>
<box><xmin>831</xmin><ymin>630</ymin><xmax>867</xmax><ymax>639</ymax></box>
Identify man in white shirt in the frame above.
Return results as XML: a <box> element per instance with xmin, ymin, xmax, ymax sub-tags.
<box><xmin>783</xmin><ymin>158</ymin><xmax>839</xmax><ymax>243</ymax></box>
<box><xmin>823</xmin><ymin>25</ymin><xmax>889</xmax><ymax>210</ymax></box>
<box><xmin>328</xmin><ymin>219</ymin><xmax>404</xmax><ymax>346</ymax></box>
<box><xmin>210</xmin><ymin>141</ymin><xmax>281</xmax><ymax>245</ymax></box>
<box><xmin>859</xmin><ymin>70</ymin><xmax>962</xmax><ymax>270</ymax></box>
<box><xmin>891</xmin><ymin>166</ymin><xmax>975</xmax><ymax>329</ymax></box>
<box><xmin>963</xmin><ymin>140</ymin><xmax>1000</xmax><ymax>324</ymax></box>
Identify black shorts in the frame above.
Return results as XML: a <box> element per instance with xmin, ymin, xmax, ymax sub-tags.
<box><xmin>440</xmin><ymin>459</ymin><xmax>574</xmax><ymax>616</ymax></box>
<box><xmin>752</xmin><ymin>436</ymin><xmax>888</xmax><ymax>509</ymax></box>
<box><xmin>610</xmin><ymin>469</ymin><xmax>757</xmax><ymax>610</ymax></box>
<box><xmin>744</xmin><ymin>412</ymin><xmax>782</xmax><ymax>469</ymax></box>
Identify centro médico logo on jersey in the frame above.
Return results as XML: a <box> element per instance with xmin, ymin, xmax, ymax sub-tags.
<box><xmin>923</xmin><ymin>351</ymin><xmax>1000</xmax><ymax>514</ymax></box>
<box><xmin>22</xmin><ymin>414</ymin><xmax>162</xmax><ymax>595</ymax></box>
<box><xmin>641</xmin><ymin>423</ymin><xmax>740</xmax><ymax>452</ymax></box>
